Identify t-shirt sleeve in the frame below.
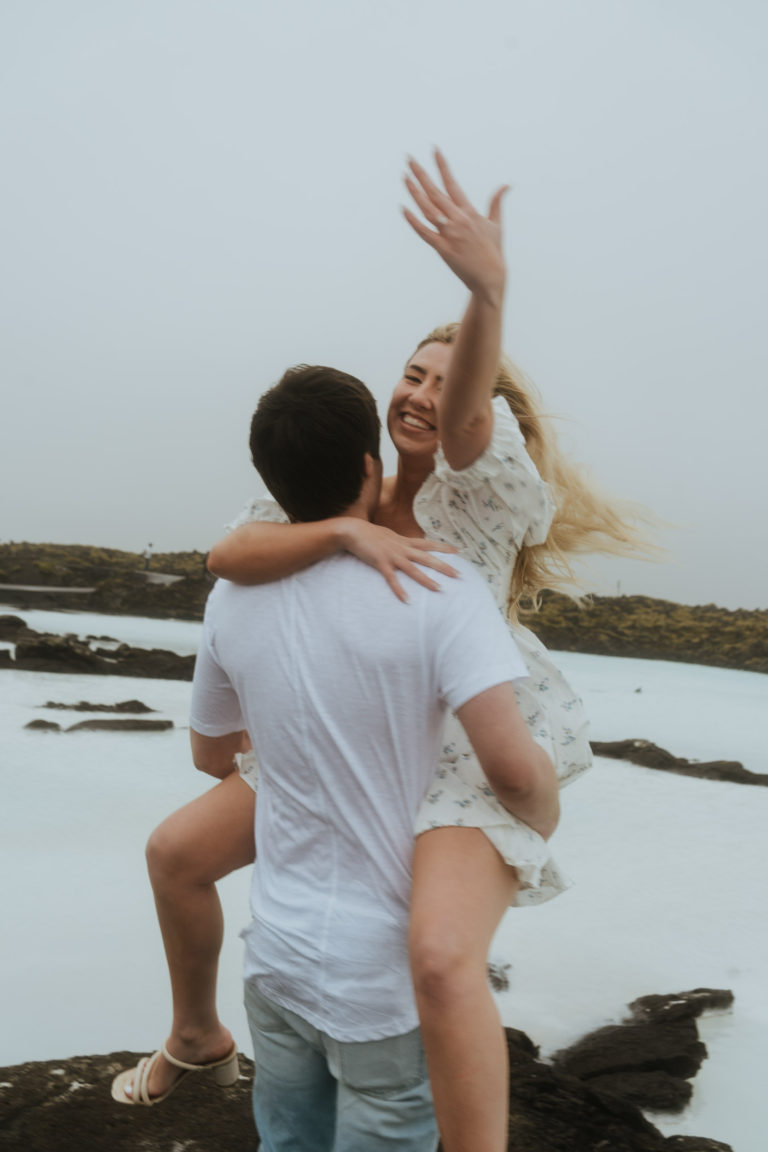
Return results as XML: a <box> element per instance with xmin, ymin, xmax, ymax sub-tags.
<box><xmin>430</xmin><ymin>560</ymin><xmax>528</xmax><ymax>712</ymax></box>
<box><xmin>189</xmin><ymin>598</ymin><xmax>246</xmax><ymax>736</ymax></box>
<box><xmin>225</xmin><ymin>496</ymin><xmax>290</xmax><ymax>534</ymax></box>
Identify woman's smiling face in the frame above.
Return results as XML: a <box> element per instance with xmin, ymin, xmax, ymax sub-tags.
<box><xmin>387</xmin><ymin>341</ymin><xmax>452</xmax><ymax>461</ymax></box>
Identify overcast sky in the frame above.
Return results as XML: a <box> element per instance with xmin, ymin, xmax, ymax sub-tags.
<box><xmin>1</xmin><ymin>1</ymin><xmax>765</xmax><ymax>609</ymax></box>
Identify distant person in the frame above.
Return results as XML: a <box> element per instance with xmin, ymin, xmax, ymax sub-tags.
<box><xmin>114</xmin><ymin>362</ymin><xmax>559</xmax><ymax>1152</ymax></box>
<box><xmin>143</xmin><ymin>543</ymin><xmax>153</xmax><ymax>571</ymax></box>
<box><xmin>114</xmin><ymin>153</ymin><xmax>652</xmax><ymax>1150</ymax></box>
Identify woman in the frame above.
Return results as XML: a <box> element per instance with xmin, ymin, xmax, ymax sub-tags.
<box><xmin>114</xmin><ymin>153</ymin><xmax>647</xmax><ymax>1152</ymax></box>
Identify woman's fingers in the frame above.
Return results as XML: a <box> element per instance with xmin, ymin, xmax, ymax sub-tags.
<box><xmin>403</xmin><ymin>152</ymin><xmax>507</xmax><ymax>295</ymax></box>
<box><xmin>402</xmin><ymin>206</ymin><xmax>441</xmax><ymax>248</ymax></box>
<box><xmin>409</xmin><ymin>536</ymin><xmax>458</xmax><ymax>554</ymax></box>
<box><xmin>407</xmin><ymin>155</ymin><xmax>458</xmax><ymax>221</ymax></box>
<box><xmin>401</xmin><ymin>564</ymin><xmax>442</xmax><ymax>595</ymax></box>
<box><xmin>344</xmin><ymin>520</ymin><xmax>460</xmax><ymax>600</ymax></box>
<box><xmin>404</xmin><ymin>175</ymin><xmax>449</xmax><ymax>230</ymax></box>
<box><xmin>487</xmin><ymin>184</ymin><xmax>510</xmax><ymax>224</ymax></box>
<box><xmin>433</xmin><ymin>149</ymin><xmax>473</xmax><ymax>212</ymax></box>
<box><xmin>405</xmin><ymin>547</ymin><xmax>460</xmax><ymax>579</ymax></box>
<box><xmin>384</xmin><ymin>570</ymin><xmax>411</xmax><ymax>604</ymax></box>
<box><xmin>381</xmin><ymin>548</ymin><xmax>460</xmax><ymax>602</ymax></box>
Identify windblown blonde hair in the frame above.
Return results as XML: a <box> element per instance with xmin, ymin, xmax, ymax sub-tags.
<box><xmin>416</xmin><ymin>324</ymin><xmax>657</xmax><ymax>619</ymax></box>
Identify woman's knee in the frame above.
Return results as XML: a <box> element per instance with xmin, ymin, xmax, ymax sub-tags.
<box><xmin>146</xmin><ymin>812</ymin><xmax>199</xmax><ymax>886</ymax></box>
<box><xmin>409</xmin><ymin>923</ymin><xmax>480</xmax><ymax>1009</ymax></box>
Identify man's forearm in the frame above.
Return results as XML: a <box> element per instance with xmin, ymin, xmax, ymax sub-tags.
<box><xmin>457</xmin><ymin>683</ymin><xmax>561</xmax><ymax>841</ymax></box>
<box><xmin>489</xmin><ymin>747</ymin><xmax>560</xmax><ymax>841</ymax></box>
<box><xmin>190</xmin><ymin>728</ymin><xmax>250</xmax><ymax>779</ymax></box>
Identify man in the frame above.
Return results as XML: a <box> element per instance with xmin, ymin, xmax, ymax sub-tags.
<box><xmin>189</xmin><ymin>365</ymin><xmax>558</xmax><ymax>1151</ymax></box>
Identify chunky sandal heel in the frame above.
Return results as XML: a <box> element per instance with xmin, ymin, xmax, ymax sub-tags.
<box><xmin>213</xmin><ymin>1051</ymin><xmax>240</xmax><ymax>1087</ymax></box>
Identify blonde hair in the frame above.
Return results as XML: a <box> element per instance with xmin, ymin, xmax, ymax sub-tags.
<box><xmin>415</xmin><ymin>324</ymin><xmax>657</xmax><ymax>618</ymax></box>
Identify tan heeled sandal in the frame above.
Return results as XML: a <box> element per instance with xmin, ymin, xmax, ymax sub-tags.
<box><xmin>110</xmin><ymin>1042</ymin><xmax>239</xmax><ymax>1106</ymax></box>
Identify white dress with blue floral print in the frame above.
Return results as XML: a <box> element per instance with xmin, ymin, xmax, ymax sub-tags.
<box><xmin>410</xmin><ymin>396</ymin><xmax>591</xmax><ymax>904</ymax></box>
<box><xmin>230</xmin><ymin>396</ymin><xmax>589</xmax><ymax>906</ymax></box>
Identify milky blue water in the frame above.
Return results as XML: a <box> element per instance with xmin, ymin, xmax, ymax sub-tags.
<box><xmin>1</xmin><ymin>606</ymin><xmax>765</xmax><ymax>1150</ymax></box>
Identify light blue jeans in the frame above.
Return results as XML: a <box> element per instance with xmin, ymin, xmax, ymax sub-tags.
<box><xmin>244</xmin><ymin>982</ymin><xmax>438</xmax><ymax>1152</ymax></box>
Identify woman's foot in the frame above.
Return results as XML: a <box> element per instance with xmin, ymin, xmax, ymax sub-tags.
<box><xmin>121</xmin><ymin>1024</ymin><xmax>235</xmax><ymax>1102</ymax></box>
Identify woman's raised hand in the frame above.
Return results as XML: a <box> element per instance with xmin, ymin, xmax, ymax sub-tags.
<box><xmin>338</xmin><ymin>518</ymin><xmax>459</xmax><ymax>603</ymax></box>
<box><xmin>403</xmin><ymin>150</ymin><xmax>508</xmax><ymax>304</ymax></box>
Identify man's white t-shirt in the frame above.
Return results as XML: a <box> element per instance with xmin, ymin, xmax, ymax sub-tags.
<box><xmin>190</xmin><ymin>552</ymin><xmax>527</xmax><ymax>1042</ymax></box>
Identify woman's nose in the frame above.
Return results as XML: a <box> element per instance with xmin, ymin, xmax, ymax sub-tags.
<box><xmin>412</xmin><ymin>378</ymin><xmax>436</xmax><ymax>406</ymax></box>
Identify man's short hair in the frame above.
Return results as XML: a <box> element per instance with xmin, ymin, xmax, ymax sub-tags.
<box><xmin>250</xmin><ymin>365</ymin><xmax>381</xmax><ymax>522</ymax></box>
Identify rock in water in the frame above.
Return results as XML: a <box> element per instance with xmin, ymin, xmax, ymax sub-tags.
<box><xmin>11</xmin><ymin>636</ymin><xmax>195</xmax><ymax>681</ymax></box>
<box><xmin>43</xmin><ymin>700</ymin><xmax>156</xmax><ymax>713</ymax></box>
<box><xmin>0</xmin><ymin>614</ymin><xmax>34</xmax><ymax>640</ymax></box>
<box><xmin>628</xmin><ymin>989</ymin><xmax>735</xmax><ymax>1023</ymax></box>
<box><xmin>591</xmin><ymin>738</ymin><xmax>768</xmax><ymax>787</ymax></box>
<box><xmin>14</xmin><ymin>636</ymin><xmax>104</xmax><ymax>675</ymax></box>
<box><xmin>551</xmin><ymin>987</ymin><xmax>733</xmax><ymax>1116</ymax></box>
<box><xmin>64</xmin><ymin>719</ymin><xmax>173</xmax><ymax>733</ymax></box>
<box><xmin>552</xmin><ymin>1019</ymin><xmax>707</xmax><ymax>1083</ymax></box>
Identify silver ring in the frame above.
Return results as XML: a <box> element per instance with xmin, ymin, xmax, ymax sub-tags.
<box><xmin>434</xmin><ymin>214</ymin><xmax>449</xmax><ymax>227</ymax></box>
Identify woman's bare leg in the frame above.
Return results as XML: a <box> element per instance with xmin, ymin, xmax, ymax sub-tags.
<box><xmin>409</xmin><ymin>827</ymin><xmax>518</xmax><ymax>1152</ymax></box>
<box><xmin>136</xmin><ymin>771</ymin><xmax>256</xmax><ymax>1099</ymax></box>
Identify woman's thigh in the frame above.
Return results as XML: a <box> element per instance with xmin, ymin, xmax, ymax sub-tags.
<box><xmin>148</xmin><ymin>772</ymin><xmax>256</xmax><ymax>884</ymax></box>
<box><xmin>409</xmin><ymin>827</ymin><xmax>519</xmax><ymax>964</ymax></box>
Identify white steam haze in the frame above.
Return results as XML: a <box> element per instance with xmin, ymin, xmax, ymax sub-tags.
<box><xmin>1</xmin><ymin>1</ymin><xmax>766</xmax><ymax>609</ymax></box>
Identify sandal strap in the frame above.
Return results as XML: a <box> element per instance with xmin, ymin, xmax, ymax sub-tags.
<box><xmin>161</xmin><ymin>1043</ymin><xmax>234</xmax><ymax>1073</ymax></box>
<box><xmin>134</xmin><ymin>1054</ymin><xmax>156</xmax><ymax>1105</ymax></box>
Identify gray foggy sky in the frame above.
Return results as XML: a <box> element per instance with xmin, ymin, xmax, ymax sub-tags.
<box><xmin>1</xmin><ymin>0</ymin><xmax>766</xmax><ymax>609</ymax></box>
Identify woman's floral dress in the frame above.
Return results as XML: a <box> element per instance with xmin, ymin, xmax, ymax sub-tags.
<box><xmin>230</xmin><ymin>397</ymin><xmax>590</xmax><ymax>906</ymax></box>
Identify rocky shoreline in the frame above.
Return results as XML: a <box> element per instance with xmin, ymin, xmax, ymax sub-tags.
<box><xmin>0</xmin><ymin>990</ymin><xmax>735</xmax><ymax>1151</ymax></box>
<box><xmin>1</xmin><ymin>541</ymin><xmax>766</xmax><ymax>674</ymax></box>
<box><xmin>4</xmin><ymin>612</ymin><xmax>764</xmax><ymax>788</ymax></box>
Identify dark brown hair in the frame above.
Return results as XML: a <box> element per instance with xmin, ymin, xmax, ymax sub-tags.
<box><xmin>250</xmin><ymin>365</ymin><xmax>380</xmax><ymax>522</ymax></box>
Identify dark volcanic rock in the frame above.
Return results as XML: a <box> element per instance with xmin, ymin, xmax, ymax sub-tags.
<box><xmin>663</xmin><ymin>1139</ymin><xmax>734</xmax><ymax>1151</ymax></box>
<box><xmin>591</xmin><ymin>738</ymin><xmax>768</xmax><ymax>787</ymax></box>
<box><xmin>0</xmin><ymin>1045</ymin><xmax>673</xmax><ymax>1152</ymax></box>
<box><xmin>0</xmin><ymin>990</ymin><xmax>736</xmax><ymax>1152</ymax></box>
<box><xmin>552</xmin><ymin>1019</ymin><xmax>707</xmax><ymax>1082</ymax></box>
<box><xmin>530</xmin><ymin>590</ymin><xmax>768</xmax><ymax>675</ymax></box>
<box><xmin>24</xmin><ymin>719</ymin><xmax>62</xmax><ymax>732</ymax></box>
<box><xmin>11</xmin><ymin>636</ymin><xmax>194</xmax><ymax>681</ymax></box>
<box><xmin>65</xmin><ymin>718</ymin><xmax>173</xmax><ymax>733</ymax></box>
<box><xmin>0</xmin><ymin>1051</ymin><xmax>258</xmax><ymax>1152</ymax></box>
<box><xmin>14</xmin><ymin>636</ymin><xmax>104</xmax><ymax>674</ymax></box>
<box><xmin>505</xmin><ymin>1027</ymin><xmax>540</xmax><ymax>1064</ymax></box>
<box><xmin>43</xmin><ymin>699</ymin><xmax>155</xmax><ymax>713</ymax></box>
<box><xmin>550</xmin><ymin>987</ymin><xmax>735</xmax><ymax>1119</ymax></box>
<box><xmin>0</xmin><ymin>989</ymin><xmax>735</xmax><ymax>1152</ymax></box>
<box><xmin>0</xmin><ymin>614</ymin><xmax>34</xmax><ymax>640</ymax></box>
<box><xmin>99</xmin><ymin>644</ymin><xmax>195</xmax><ymax>681</ymax></box>
<box><xmin>583</xmin><ymin>1069</ymin><xmax>693</xmax><ymax>1113</ymax></box>
<box><xmin>505</xmin><ymin>1056</ymin><xmax>669</xmax><ymax>1151</ymax></box>
<box><xmin>0</xmin><ymin>649</ymin><xmax>13</xmax><ymax>668</ymax></box>
<box><xmin>628</xmin><ymin>990</ymin><xmax>735</xmax><ymax>1024</ymax></box>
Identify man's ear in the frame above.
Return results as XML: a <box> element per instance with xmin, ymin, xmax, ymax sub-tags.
<box><xmin>363</xmin><ymin>452</ymin><xmax>375</xmax><ymax>478</ymax></box>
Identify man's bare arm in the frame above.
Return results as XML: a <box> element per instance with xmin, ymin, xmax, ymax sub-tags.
<box><xmin>190</xmin><ymin>727</ymin><xmax>250</xmax><ymax>779</ymax></box>
<box><xmin>456</xmin><ymin>683</ymin><xmax>560</xmax><ymax>840</ymax></box>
